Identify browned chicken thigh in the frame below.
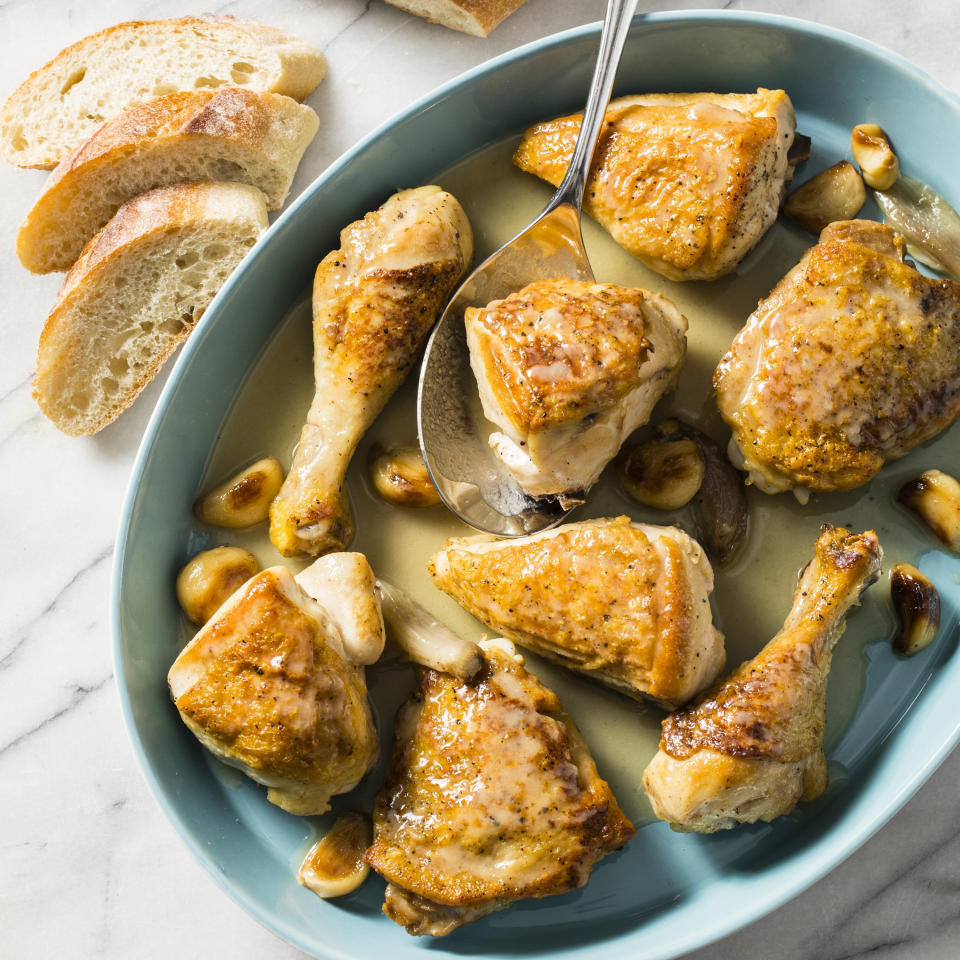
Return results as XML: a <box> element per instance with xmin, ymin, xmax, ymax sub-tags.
<box><xmin>365</xmin><ymin>638</ymin><xmax>635</xmax><ymax>936</ymax></box>
<box><xmin>168</xmin><ymin>554</ymin><xmax>384</xmax><ymax>815</ymax></box>
<box><xmin>466</xmin><ymin>278</ymin><xmax>687</xmax><ymax>498</ymax></box>
<box><xmin>642</xmin><ymin>525</ymin><xmax>882</xmax><ymax>833</ymax></box>
<box><xmin>429</xmin><ymin>516</ymin><xmax>725</xmax><ymax>708</ymax></box>
<box><xmin>715</xmin><ymin>220</ymin><xmax>960</xmax><ymax>499</ymax></box>
<box><xmin>514</xmin><ymin>89</ymin><xmax>796</xmax><ymax>281</ymax></box>
<box><xmin>269</xmin><ymin>186</ymin><xmax>472</xmax><ymax>557</ymax></box>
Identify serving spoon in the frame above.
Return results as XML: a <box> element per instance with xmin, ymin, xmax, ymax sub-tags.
<box><xmin>418</xmin><ymin>0</ymin><xmax>638</xmax><ymax>536</ymax></box>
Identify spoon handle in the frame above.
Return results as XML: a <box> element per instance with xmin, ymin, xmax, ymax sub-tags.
<box><xmin>552</xmin><ymin>0</ymin><xmax>637</xmax><ymax>212</ymax></box>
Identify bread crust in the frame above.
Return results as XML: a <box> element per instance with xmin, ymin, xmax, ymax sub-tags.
<box><xmin>1</xmin><ymin>15</ymin><xmax>325</xmax><ymax>168</ymax></box>
<box><xmin>33</xmin><ymin>181</ymin><xmax>268</xmax><ymax>436</ymax></box>
<box><xmin>385</xmin><ymin>0</ymin><xmax>528</xmax><ymax>36</ymax></box>
<box><xmin>17</xmin><ymin>88</ymin><xmax>317</xmax><ymax>272</ymax></box>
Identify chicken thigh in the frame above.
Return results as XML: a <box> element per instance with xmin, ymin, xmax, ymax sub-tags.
<box><xmin>168</xmin><ymin>553</ymin><xmax>384</xmax><ymax>815</ymax></box>
<box><xmin>642</xmin><ymin>525</ymin><xmax>882</xmax><ymax>833</ymax></box>
<box><xmin>715</xmin><ymin>220</ymin><xmax>960</xmax><ymax>499</ymax></box>
<box><xmin>466</xmin><ymin>278</ymin><xmax>687</xmax><ymax>498</ymax></box>
<box><xmin>429</xmin><ymin>516</ymin><xmax>725</xmax><ymax>708</ymax></box>
<box><xmin>365</xmin><ymin>638</ymin><xmax>635</xmax><ymax>936</ymax></box>
<box><xmin>513</xmin><ymin>89</ymin><xmax>796</xmax><ymax>281</ymax></box>
<box><xmin>269</xmin><ymin>186</ymin><xmax>472</xmax><ymax>557</ymax></box>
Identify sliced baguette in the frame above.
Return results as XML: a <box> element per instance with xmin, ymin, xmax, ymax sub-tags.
<box><xmin>33</xmin><ymin>181</ymin><xmax>268</xmax><ymax>436</ymax></box>
<box><xmin>385</xmin><ymin>0</ymin><xmax>529</xmax><ymax>36</ymax></box>
<box><xmin>18</xmin><ymin>88</ymin><xmax>318</xmax><ymax>273</ymax></box>
<box><xmin>1</xmin><ymin>15</ymin><xmax>325</xmax><ymax>169</ymax></box>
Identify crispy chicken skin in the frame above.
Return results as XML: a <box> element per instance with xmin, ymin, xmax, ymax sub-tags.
<box><xmin>715</xmin><ymin>220</ymin><xmax>960</xmax><ymax>499</ymax></box>
<box><xmin>269</xmin><ymin>186</ymin><xmax>472</xmax><ymax>557</ymax></box>
<box><xmin>429</xmin><ymin>516</ymin><xmax>725</xmax><ymax>708</ymax></box>
<box><xmin>365</xmin><ymin>639</ymin><xmax>635</xmax><ymax>936</ymax></box>
<box><xmin>642</xmin><ymin>525</ymin><xmax>882</xmax><ymax>833</ymax></box>
<box><xmin>168</xmin><ymin>558</ymin><xmax>383</xmax><ymax>815</ymax></box>
<box><xmin>466</xmin><ymin>278</ymin><xmax>687</xmax><ymax>497</ymax></box>
<box><xmin>513</xmin><ymin>89</ymin><xmax>796</xmax><ymax>281</ymax></box>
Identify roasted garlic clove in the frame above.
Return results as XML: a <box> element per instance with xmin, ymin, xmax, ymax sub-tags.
<box><xmin>897</xmin><ymin>469</ymin><xmax>960</xmax><ymax>550</ymax></box>
<box><xmin>176</xmin><ymin>546</ymin><xmax>260</xmax><ymax>625</ymax></box>
<box><xmin>851</xmin><ymin>123</ymin><xmax>900</xmax><ymax>190</ymax></box>
<box><xmin>298</xmin><ymin>811</ymin><xmax>372</xmax><ymax>899</ymax></box>
<box><xmin>369</xmin><ymin>443</ymin><xmax>440</xmax><ymax>507</ymax></box>
<box><xmin>783</xmin><ymin>161</ymin><xmax>867</xmax><ymax>233</ymax></box>
<box><xmin>616</xmin><ymin>438</ymin><xmax>705</xmax><ymax>511</ymax></box>
<box><xmin>890</xmin><ymin>562</ymin><xmax>940</xmax><ymax>657</ymax></box>
<box><xmin>377</xmin><ymin>578</ymin><xmax>483</xmax><ymax>680</ymax></box>
<box><xmin>655</xmin><ymin>419</ymin><xmax>749</xmax><ymax>568</ymax></box>
<box><xmin>194</xmin><ymin>456</ymin><xmax>285</xmax><ymax>528</ymax></box>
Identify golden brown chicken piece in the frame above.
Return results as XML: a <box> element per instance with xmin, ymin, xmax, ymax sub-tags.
<box><xmin>269</xmin><ymin>186</ymin><xmax>472</xmax><ymax>557</ymax></box>
<box><xmin>642</xmin><ymin>525</ymin><xmax>882</xmax><ymax>833</ymax></box>
<box><xmin>365</xmin><ymin>638</ymin><xmax>635</xmax><ymax>936</ymax></box>
<box><xmin>513</xmin><ymin>89</ymin><xmax>796</xmax><ymax>281</ymax></box>
<box><xmin>429</xmin><ymin>516</ymin><xmax>725</xmax><ymax>708</ymax></box>
<box><xmin>168</xmin><ymin>555</ymin><xmax>384</xmax><ymax>815</ymax></box>
<box><xmin>465</xmin><ymin>278</ymin><xmax>687</xmax><ymax>498</ymax></box>
<box><xmin>715</xmin><ymin>220</ymin><xmax>960</xmax><ymax>499</ymax></box>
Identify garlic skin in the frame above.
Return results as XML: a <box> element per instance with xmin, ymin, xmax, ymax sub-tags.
<box><xmin>897</xmin><ymin>469</ymin><xmax>960</xmax><ymax>550</ymax></box>
<box><xmin>654</xmin><ymin>419</ymin><xmax>749</xmax><ymax>568</ymax></box>
<box><xmin>785</xmin><ymin>132</ymin><xmax>812</xmax><ymax>176</ymax></box>
<box><xmin>889</xmin><ymin>562</ymin><xmax>940</xmax><ymax>657</ymax></box>
<box><xmin>874</xmin><ymin>175</ymin><xmax>960</xmax><ymax>280</ymax></box>
<box><xmin>298</xmin><ymin>811</ymin><xmax>372</xmax><ymax>899</ymax></box>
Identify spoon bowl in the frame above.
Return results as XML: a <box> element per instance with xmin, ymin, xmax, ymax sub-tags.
<box><xmin>418</xmin><ymin>202</ymin><xmax>593</xmax><ymax>535</ymax></box>
<box><xmin>418</xmin><ymin>0</ymin><xmax>637</xmax><ymax>535</ymax></box>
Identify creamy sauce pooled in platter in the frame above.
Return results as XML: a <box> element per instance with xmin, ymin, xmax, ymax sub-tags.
<box><xmin>185</xmin><ymin>135</ymin><xmax>958</xmax><ymax>828</ymax></box>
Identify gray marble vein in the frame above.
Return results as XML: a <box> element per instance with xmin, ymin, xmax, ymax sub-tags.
<box><xmin>0</xmin><ymin>545</ymin><xmax>112</xmax><ymax>669</ymax></box>
<box><xmin>0</xmin><ymin>673</ymin><xmax>111</xmax><ymax>754</ymax></box>
<box><xmin>0</xmin><ymin>1</ymin><xmax>958</xmax><ymax>959</ymax></box>
<box><xmin>322</xmin><ymin>0</ymin><xmax>377</xmax><ymax>53</ymax></box>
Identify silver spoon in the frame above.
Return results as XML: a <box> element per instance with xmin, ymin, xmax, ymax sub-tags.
<box><xmin>418</xmin><ymin>0</ymin><xmax>638</xmax><ymax>536</ymax></box>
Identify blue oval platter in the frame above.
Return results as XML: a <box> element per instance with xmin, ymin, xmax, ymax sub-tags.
<box><xmin>114</xmin><ymin>12</ymin><xmax>960</xmax><ymax>960</ymax></box>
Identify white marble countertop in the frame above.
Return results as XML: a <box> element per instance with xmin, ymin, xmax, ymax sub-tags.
<box><xmin>2</xmin><ymin>2</ymin><xmax>958</xmax><ymax>958</ymax></box>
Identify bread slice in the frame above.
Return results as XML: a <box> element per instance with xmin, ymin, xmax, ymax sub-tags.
<box><xmin>385</xmin><ymin>0</ymin><xmax>528</xmax><ymax>36</ymax></box>
<box><xmin>33</xmin><ymin>181</ymin><xmax>268</xmax><ymax>436</ymax></box>
<box><xmin>18</xmin><ymin>88</ymin><xmax>318</xmax><ymax>273</ymax></box>
<box><xmin>1</xmin><ymin>15</ymin><xmax>325</xmax><ymax>169</ymax></box>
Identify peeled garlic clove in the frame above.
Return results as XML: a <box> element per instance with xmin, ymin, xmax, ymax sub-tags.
<box><xmin>369</xmin><ymin>443</ymin><xmax>440</xmax><ymax>507</ymax></box>
<box><xmin>897</xmin><ymin>469</ymin><xmax>960</xmax><ymax>550</ymax></box>
<box><xmin>890</xmin><ymin>562</ymin><xmax>940</xmax><ymax>657</ymax></box>
<box><xmin>194</xmin><ymin>456</ymin><xmax>285</xmax><ymax>528</ymax></box>
<box><xmin>783</xmin><ymin>161</ymin><xmax>866</xmax><ymax>233</ymax></box>
<box><xmin>616</xmin><ymin>438</ymin><xmax>705</xmax><ymax>511</ymax></box>
<box><xmin>176</xmin><ymin>546</ymin><xmax>260</xmax><ymax>625</ymax></box>
<box><xmin>298</xmin><ymin>811</ymin><xmax>372</xmax><ymax>899</ymax></box>
<box><xmin>851</xmin><ymin>123</ymin><xmax>900</xmax><ymax>190</ymax></box>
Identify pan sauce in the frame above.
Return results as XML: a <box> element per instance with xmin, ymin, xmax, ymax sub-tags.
<box><xmin>187</xmin><ymin>135</ymin><xmax>955</xmax><ymax>825</ymax></box>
